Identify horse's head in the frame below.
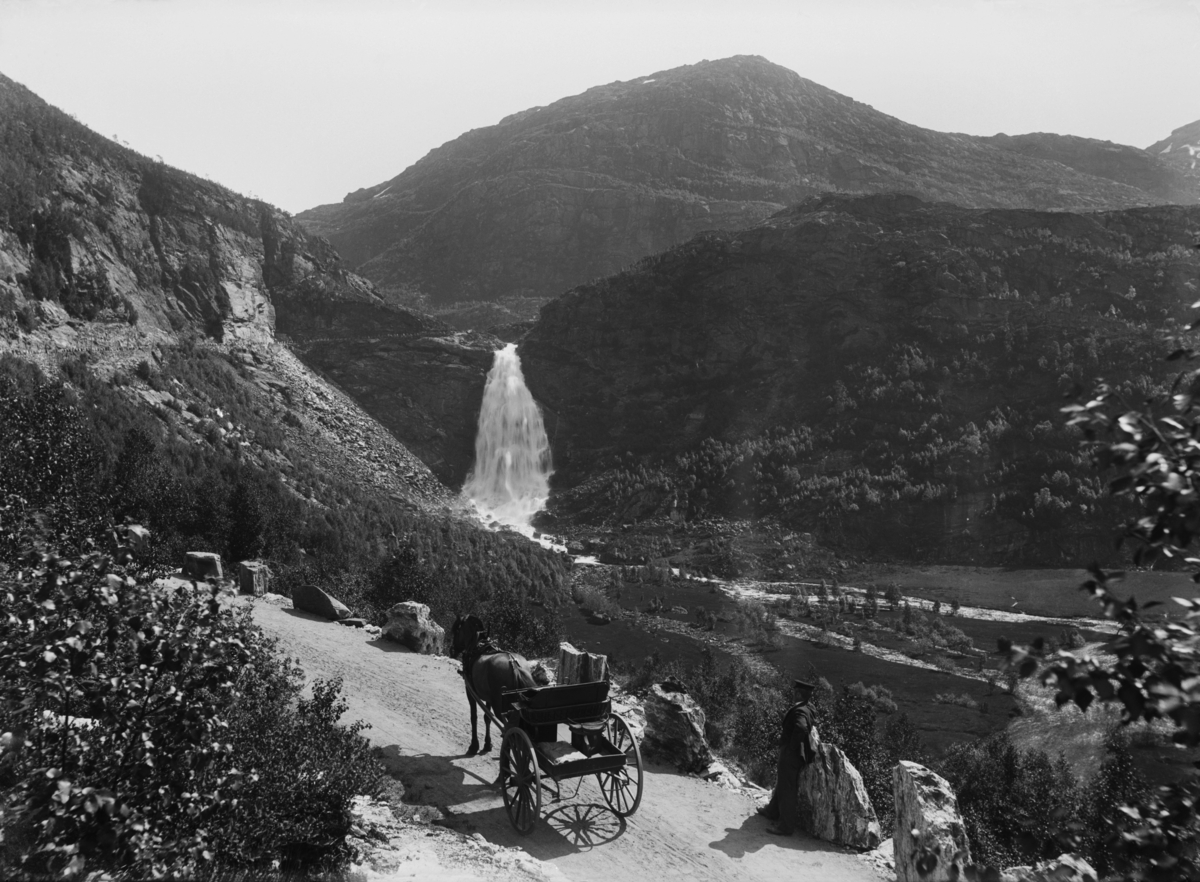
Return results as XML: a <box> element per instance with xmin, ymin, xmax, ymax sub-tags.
<box><xmin>450</xmin><ymin>614</ymin><xmax>484</xmax><ymax>659</ymax></box>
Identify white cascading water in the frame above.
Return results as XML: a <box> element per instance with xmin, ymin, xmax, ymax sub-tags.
<box><xmin>463</xmin><ymin>343</ymin><xmax>553</xmax><ymax>532</ymax></box>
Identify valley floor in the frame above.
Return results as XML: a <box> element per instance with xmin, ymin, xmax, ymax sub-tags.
<box><xmin>249</xmin><ymin>600</ymin><xmax>882</xmax><ymax>882</ymax></box>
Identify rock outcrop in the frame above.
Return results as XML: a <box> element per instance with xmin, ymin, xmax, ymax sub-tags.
<box><xmin>298</xmin><ymin>55</ymin><xmax>1186</xmax><ymax>310</ymax></box>
<box><xmin>384</xmin><ymin>602</ymin><xmax>445</xmax><ymax>655</ymax></box>
<box><xmin>292</xmin><ymin>583</ymin><xmax>353</xmax><ymax>622</ymax></box>
<box><xmin>642</xmin><ymin>680</ymin><xmax>712</xmax><ymax>772</ymax></box>
<box><xmin>797</xmin><ymin>743</ymin><xmax>881</xmax><ymax>850</ymax></box>
<box><xmin>1002</xmin><ymin>854</ymin><xmax>1098</xmax><ymax>882</ymax></box>
<box><xmin>893</xmin><ymin>761</ymin><xmax>971</xmax><ymax>882</ymax></box>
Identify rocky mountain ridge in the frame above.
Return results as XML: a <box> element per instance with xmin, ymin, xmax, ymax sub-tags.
<box><xmin>298</xmin><ymin>55</ymin><xmax>1196</xmax><ymax>313</ymax></box>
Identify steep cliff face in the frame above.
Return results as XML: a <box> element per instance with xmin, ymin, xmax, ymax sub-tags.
<box><xmin>298</xmin><ymin>55</ymin><xmax>1183</xmax><ymax>310</ymax></box>
<box><xmin>0</xmin><ymin>74</ymin><xmax>375</xmax><ymax>347</ymax></box>
<box><xmin>520</xmin><ymin>195</ymin><xmax>1200</xmax><ymax>563</ymax></box>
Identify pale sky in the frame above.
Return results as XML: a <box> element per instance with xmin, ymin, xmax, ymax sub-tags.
<box><xmin>1</xmin><ymin>0</ymin><xmax>1197</xmax><ymax>215</ymax></box>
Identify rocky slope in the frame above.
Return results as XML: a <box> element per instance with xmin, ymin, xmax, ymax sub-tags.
<box><xmin>277</xmin><ymin>297</ymin><xmax>498</xmax><ymax>486</ymax></box>
<box><xmin>298</xmin><ymin>55</ymin><xmax>1192</xmax><ymax>312</ymax></box>
<box><xmin>520</xmin><ymin>194</ymin><xmax>1200</xmax><ymax>564</ymax></box>
<box><xmin>0</xmin><ymin>71</ymin><xmax>453</xmax><ymax>509</ymax></box>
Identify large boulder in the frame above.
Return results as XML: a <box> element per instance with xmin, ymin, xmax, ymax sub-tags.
<box><xmin>894</xmin><ymin>761</ymin><xmax>971</xmax><ymax>882</ymax></box>
<box><xmin>238</xmin><ymin>560</ymin><xmax>270</xmax><ymax>596</ymax></box>
<box><xmin>797</xmin><ymin>743</ymin><xmax>881</xmax><ymax>850</ymax></box>
<box><xmin>183</xmin><ymin>551</ymin><xmax>223</xmax><ymax>580</ymax></box>
<box><xmin>1003</xmin><ymin>854</ymin><xmax>1098</xmax><ymax>882</ymax></box>
<box><xmin>292</xmin><ymin>582</ymin><xmax>352</xmax><ymax>621</ymax></box>
<box><xmin>383</xmin><ymin>602</ymin><xmax>445</xmax><ymax>655</ymax></box>
<box><xmin>642</xmin><ymin>680</ymin><xmax>712</xmax><ymax>772</ymax></box>
<box><xmin>127</xmin><ymin>525</ymin><xmax>151</xmax><ymax>558</ymax></box>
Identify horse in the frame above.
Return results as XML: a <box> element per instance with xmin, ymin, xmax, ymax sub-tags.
<box><xmin>449</xmin><ymin>614</ymin><xmax>537</xmax><ymax>757</ymax></box>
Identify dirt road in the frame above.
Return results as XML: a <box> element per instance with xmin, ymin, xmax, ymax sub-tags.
<box><xmin>251</xmin><ymin>601</ymin><xmax>880</xmax><ymax>882</ymax></box>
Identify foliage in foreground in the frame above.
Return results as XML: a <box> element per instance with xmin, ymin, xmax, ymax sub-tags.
<box><xmin>0</xmin><ymin>530</ymin><xmax>380</xmax><ymax>879</ymax></box>
<box><xmin>1001</xmin><ymin>301</ymin><xmax>1200</xmax><ymax>880</ymax></box>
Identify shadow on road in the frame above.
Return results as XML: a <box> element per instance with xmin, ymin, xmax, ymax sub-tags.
<box><xmin>366</xmin><ymin>636</ymin><xmax>416</xmax><ymax>653</ymax></box>
<box><xmin>543</xmin><ymin>801</ymin><xmax>626</xmax><ymax>850</ymax></box>
<box><xmin>375</xmin><ymin>745</ymin><xmax>630</xmax><ymax>860</ymax></box>
<box><xmin>709</xmin><ymin>812</ymin><xmax>845</xmax><ymax>858</ymax></box>
<box><xmin>281</xmin><ymin>608</ymin><xmax>335</xmax><ymax>624</ymax></box>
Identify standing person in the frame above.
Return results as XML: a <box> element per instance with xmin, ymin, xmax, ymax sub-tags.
<box><xmin>757</xmin><ymin>679</ymin><xmax>818</xmax><ymax>836</ymax></box>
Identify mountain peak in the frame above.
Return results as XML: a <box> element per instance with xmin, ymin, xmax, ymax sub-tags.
<box><xmin>296</xmin><ymin>58</ymin><xmax>1192</xmax><ymax>312</ymax></box>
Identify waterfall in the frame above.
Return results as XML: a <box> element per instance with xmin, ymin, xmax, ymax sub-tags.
<box><xmin>463</xmin><ymin>343</ymin><xmax>553</xmax><ymax>531</ymax></box>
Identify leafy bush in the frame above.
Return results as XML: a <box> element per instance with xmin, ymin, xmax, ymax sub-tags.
<box><xmin>939</xmin><ymin>732</ymin><xmax>1082</xmax><ymax>869</ymax></box>
<box><xmin>0</xmin><ymin>528</ymin><xmax>380</xmax><ymax>879</ymax></box>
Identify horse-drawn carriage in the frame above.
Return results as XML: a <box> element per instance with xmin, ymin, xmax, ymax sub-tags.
<box><xmin>452</xmin><ymin>616</ymin><xmax>644</xmax><ymax>835</ymax></box>
<box><xmin>487</xmin><ymin>678</ymin><xmax>644</xmax><ymax>834</ymax></box>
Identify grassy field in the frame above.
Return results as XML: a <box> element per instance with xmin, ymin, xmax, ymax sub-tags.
<box><xmin>860</xmin><ymin>565</ymin><xmax>1198</xmax><ymax>619</ymax></box>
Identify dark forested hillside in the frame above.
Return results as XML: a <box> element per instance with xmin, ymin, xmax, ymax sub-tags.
<box><xmin>298</xmin><ymin>56</ymin><xmax>1193</xmax><ymax>315</ymax></box>
<box><xmin>521</xmin><ymin>194</ymin><xmax>1200</xmax><ymax>565</ymax></box>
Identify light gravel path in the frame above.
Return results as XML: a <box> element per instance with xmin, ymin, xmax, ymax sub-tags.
<box><xmin>251</xmin><ymin>601</ymin><xmax>882</xmax><ymax>882</ymax></box>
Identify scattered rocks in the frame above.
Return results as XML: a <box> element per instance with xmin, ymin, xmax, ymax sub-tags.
<box><xmin>383</xmin><ymin>601</ymin><xmax>445</xmax><ymax>655</ymax></box>
<box><xmin>894</xmin><ymin>761</ymin><xmax>971</xmax><ymax>882</ymax></box>
<box><xmin>183</xmin><ymin>551</ymin><xmax>223</xmax><ymax>581</ymax></box>
<box><xmin>797</xmin><ymin>743</ymin><xmax>881</xmax><ymax>850</ymax></box>
<box><xmin>700</xmin><ymin>760</ymin><xmax>740</xmax><ymax>789</ymax></box>
<box><xmin>292</xmin><ymin>582</ymin><xmax>353</xmax><ymax>621</ymax></box>
<box><xmin>1003</xmin><ymin>854</ymin><xmax>1098</xmax><ymax>882</ymax></box>
<box><xmin>642</xmin><ymin>679</ymin><xmax>712</xmax><ymax>773</ymax></box>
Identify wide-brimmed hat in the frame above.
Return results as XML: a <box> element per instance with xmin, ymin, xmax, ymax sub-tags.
<box><xmin>793</xmin><ymin>679</ymin><xmax>816</xmax><ymax>693</ymax></box>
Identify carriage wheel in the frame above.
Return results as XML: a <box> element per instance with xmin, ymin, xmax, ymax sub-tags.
<box><xmin>597</xmin><ymin>714</ymin><xmax>643</xmax><ymax>817</ymax></box>
<box><xmin>500</xmin><ymin>728</ymin><xmax>541</xmax><ymax>835</ymax></box>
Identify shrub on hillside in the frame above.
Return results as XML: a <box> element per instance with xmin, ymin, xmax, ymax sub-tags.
<box><xmin>0</xmin><ymin>530</ymin><xmax>380</xmax><ymax>879</ymax></box>
<box><xmin>938</xmin><ymin>732</ymin><xmax>1080</xmax><ymax>869</ymax></box>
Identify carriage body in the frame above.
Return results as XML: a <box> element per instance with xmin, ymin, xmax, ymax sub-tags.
<box><xmin>492</xmin><ymin>679</ymin><xmax>644</xmax><ymax>834</ymax></box>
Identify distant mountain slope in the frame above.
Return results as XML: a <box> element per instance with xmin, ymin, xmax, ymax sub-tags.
<box><xmin>520</xmin><ymin>194</ymin><xmax>1200</xmax><ymax>565</ymax></box>
<box><xmin>1147</xmin><ymin>119</ymin><xmax>1200</xmax><ymax>195</ymax></box>
<box><xmin>298</xmin><ymin>55</ymin><xmax>1187</xmax><ymax>309</ymax></box>
<box><xmin>982</xmin><ymin>131</ymin><xmax>1197</xmax><ymax>202</ymax></box>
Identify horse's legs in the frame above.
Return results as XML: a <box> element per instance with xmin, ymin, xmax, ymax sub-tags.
<box><xmin>466</xmin><ymin>686</ymin><xmax>480</xmax><ymax>757</ymax></box>
<box><xmin>480</xmin><ymin>701</ymin><xmax>493</xmax><ymax>754</ymax></box>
